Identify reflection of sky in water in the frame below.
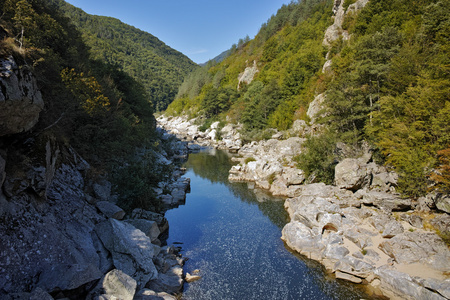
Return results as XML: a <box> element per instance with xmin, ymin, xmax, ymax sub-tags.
<box><xmin>165</xmin><ymin>150</ymin><xmax>368</xmax><ymax>300</ymax></box>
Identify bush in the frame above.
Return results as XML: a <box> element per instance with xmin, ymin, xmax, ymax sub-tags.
<box><xmin>295</xmin><ymin>131</ymin><xmax>337</xmax><ymax>184</ymax></box>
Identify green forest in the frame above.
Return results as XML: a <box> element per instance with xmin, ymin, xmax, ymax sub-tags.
<box><xmin>166</xmin><ymin>0</ymin><xmax>450</xmax><ymax>197</ymax></box>
<box><xmin>0</xmin><ymin>0</ymin><xmax>193</xmax><ymax>210</ymax></box>
<box><xmin>50</xmin><ymin>0</ymin><xmax>198</xmax><ymax>111</ymax></box>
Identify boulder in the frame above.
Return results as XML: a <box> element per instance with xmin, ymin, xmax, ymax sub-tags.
<box><xmin>379</xmin><ymin>232</ymin><xmax>450</xmax><ymax>271</ymax></box>
<box><xmin>29</xmin><ymin>287</ymin><xmax>54</xmax><ymax>300</ymax></box>
<box><xmin>307</xmin><ymin>93</ymin><xmax>326</xmax><ymax>123</ymax></box>
<box><xmin>125</xmin><ymin>219</ymin><xmax>161</xmax><ymax>242</ymax></box>
<box><xmin>435</xmin><ymin>193</ymin><xmax>450</xmax><ymax>214</ymax></box>
<box><xmin>134</xmin><ymin>289</ymin><xmax>177</xmax><ymax>300</ymax></box>
<box><xmin>362</xmin><ymin>190</ymin><xmax>412</xmax><ymax>212</ymax></box>
<box><xmin>146</xmin><ymin>266</ymin><xmax>184</xmax><ymax>294</ymax></box>
<box><xmin>335</xmin><ymin>271</ymin><xmax>362</xmax><ymax>284</ymax></box>
<box><xmin>96</xmin><ymin>201</ymin><xmax>125</xmax><ymax>220</ymax></box>
<box><xmin>93</xmin><ymin>181</ymin><xmax>112</xmax><ymax>201</ymax></box>
<box><xmin>0</xmin><ymin>56</ymin><xmax>44</xmax><ymax>136</ymax></box>
<box><xmin>89</xmin><ymin>269</ymin><xmax>137</xmax><ymax>300</ymax></box>
<box><xmin>95</xmin><ymin>219</ymin><xmax>159</xmax><ymax>287</ymax></box>
<box><xmin>335</xmin><ymin>158</ymin><xmax>371</xmax><ymax>191</ymax></box>
<box><xmin>375</xmin><ymin>266</ymin><xmax>446</xmax><ymax>300</ymax></box>
<box><xmin>381</xmin><ymin>220</ymin><xmax>404</xmax><ymax>238</ymax></box>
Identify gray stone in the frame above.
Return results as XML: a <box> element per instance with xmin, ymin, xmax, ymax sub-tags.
<box><xmin>29</xmin><ymin>287</ymin><xmax>54</xmax><ymax>300</ymax></box>
<box><xmin>125</xmin><ymin>219</ymin><xmax>161</xmax><ymax>242</ymax></box>
<box><xmin>435</xmin><ymin>193</ymin><xmax>450</xmax><ymax>214</ymax></box>
<box><xmin>307</xmin><ymin>93</ymin><xmax>326</xmax><ymax>124</ymax></box>
<box><xmin>362</xmin><ymin>190</ymin><xmax>412</xmax><ymax>212</ymax></box>
<box><xmin>375</xmin><ymin>266</ymin><xmax>446</xmax><ymax>300</ymax></box>
<box><xmin>379</xmin><ymin>232</ymin><xmax>450</xmax><ymax>271</ymax></box>
<box><xmin>93</xmin><ymin>181</ymin><xmax>112</xmax><ymax>201</ymax></box>
<box><xmin>381</xmin><ymin>220</ymin><xmax>404</xmax><ymax>238</ymax></box>
<box><xmin>335</xmin><ymin>158</ymin><xmax>371</xmax><ymax>191</ymax></box>
<box><xmin>335</xmin><ymin>271</ymin><xmax>362</xmax><ymax>284</ymax></box>
<box><xmin>237</xmin><ymin>60</ymin><xmax>258</xmax><ymax>89</ymax></box>
<box><xmin>89</xmin><ymin>269</ymin><xmax>137</xmax><ymax>300</ymax></box>
<box><xmin>430</xmin><ymin>214</ymin><xmax>450</xmax><ymax>237</ymax></box>
<box><xmin>95</xmin><ymin>219</ymin><xmax>159</xmax><ymax>287</ymax></box>
<box><xmin>0</xmin><ymin>56</ymin><xmax>44</xmax><ymax>136</ymax></box>
<box><xmin>146</xmin><ymin>266</ymin><xmax>183</xmax><ymax>294</ymax></box>
<box><xmin>134</xmin><ymin>289</ymin><xmax>177</xmax><ymax>300</ymax></box>
<box><xmin>96</xmin><ymin>201</ymin><xmax>125</xmax><ymax>220</ymax></box>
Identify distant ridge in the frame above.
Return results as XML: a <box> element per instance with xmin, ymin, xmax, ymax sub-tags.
<box><xmin>51</xmin><ymin>0</ymin><xmax>199</xmax><ymax>111</ymax></box>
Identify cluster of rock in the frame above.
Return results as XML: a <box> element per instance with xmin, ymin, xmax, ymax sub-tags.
<box><xmin>0</xmin><ymin>59</ymin><xmax>195</xmax><ymax>299</ymax></box>
<box><xmin>158</xmin><ymin>111</ymin><xmax>450</xmax><ymax>300</ymax></box>
<box><xmin>0</xmin><ymin>136</ymin><xmax>193</xmax><ymax>299</ymax></box>
<box><xmin>157</xmin><ymin>115</ymin><xmax>243</xmax><ymax>153</ymax></box>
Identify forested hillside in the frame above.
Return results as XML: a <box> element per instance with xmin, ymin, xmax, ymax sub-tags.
<box><xmin>0</xmin><ymin>0</ymin><xmax>170</xmax><ymax>210</ymax></box>
<box><xmin>50</xmin><ymin>0</ymin><xmax>198</xmax><ymax>111</ymax></box>
<box><xmin>166</xmin><ymin>0</ymin><xmax>450</xmax><ymax>197</ymax></box>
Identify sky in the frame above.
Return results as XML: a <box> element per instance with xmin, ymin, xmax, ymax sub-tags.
<box><xmin>64</xmin><ymin>0</ymin><xmax>292</xmax><ymax>64</ymax></box>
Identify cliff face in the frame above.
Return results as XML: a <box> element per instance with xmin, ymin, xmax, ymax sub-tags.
<box><xmin>0</xmin><ymin>56</ymin><xmax>44</xmax><ymax>136</ymax></box>
<box><xmin>0</xmin><ymin>56</ymin><xmax>188</xmax><ymax>299</ymax></box>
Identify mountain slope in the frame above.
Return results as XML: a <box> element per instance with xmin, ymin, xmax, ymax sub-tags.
<box><xmin>166</xmin><ymin>0</ymin><xmax>450</xmax><ymax>197</ymax></box>
<box><xmin>51</xmin><ymin>0</ymin><xmax>198</xmax><ymax>111</ymax></box>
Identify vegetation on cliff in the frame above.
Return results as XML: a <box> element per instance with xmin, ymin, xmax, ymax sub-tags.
<box><xmin>0</xmin><ymin>0</ymin><xmax>175</xmax><ymax>210</ymax></box>
<box><xmin>166</xmin><ymin>0</ymin><xmax>449</xmax><ymax>197</ymax></box>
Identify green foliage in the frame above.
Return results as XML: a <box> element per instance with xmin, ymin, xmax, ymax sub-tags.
<box><xmin>0</xmin><ymin>0</ymin><xmax>167</xmax><ymax>210</ymax></box>
<box><xmin>50</xmin><ymin>0</ymin><xmax>198</xmax><ymax>111</ymax></box>
<box><xmin>295</xmin><ymin>131</ymin><xmax>337</xmax><ymax>185</ymax></box>
<box><xmin>167</xmin><ymin>0</ymin><xmax>332</xmax><ymax>135</ymax></box>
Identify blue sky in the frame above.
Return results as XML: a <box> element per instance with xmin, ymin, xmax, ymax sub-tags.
<box><xmin>64</xmin><ymin>0</ymin><xmax>292</xmax><ymax>64</ymax></box>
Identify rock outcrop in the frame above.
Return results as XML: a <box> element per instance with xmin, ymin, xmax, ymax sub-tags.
<box><xmin>0</xmin><ymin>56</ymin><xmax>44</xmax><ymax>136</ymax></box>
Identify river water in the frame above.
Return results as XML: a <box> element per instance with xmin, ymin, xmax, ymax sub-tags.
<box><xmin>165</xmin><ymin>149</ymin><xmax>369</xmax><ymax>300</ymax></box>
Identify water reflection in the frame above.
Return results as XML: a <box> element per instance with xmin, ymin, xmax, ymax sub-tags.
<box><xmin>165</xmin><ymin>149</ymin><xmax>369</xmax><ymax>300</ymax></box>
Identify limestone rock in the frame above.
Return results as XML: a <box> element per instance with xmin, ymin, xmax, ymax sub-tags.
<box><xmin>146</xmin><ymin>266</ymin><xmax>183</xmax><ymax>294</ymax></box>
<box><xmin>95</xmin><ymin>219</ymin><xmax>159</xmax><ymax>287</ymax></box>
<box><xmin>0</xmin><ymin>56</ymin><xmax>44</xmax><ymax>136</ymax></box>
<box><xmin>335</xmin><ymin>271</ymin><xmax>362</xmax><ymax>284</ymax></box>
<box><xmin>237</xmin><ymin>60</ymin><xmax>258</xmax><ymax>89</ymax></box>
<box><xmin>375</xmin><ymin>266</ymin><xmax>446</xmax><ymax>300</ymax></box>
<box><xmin>435</xmin><ymin>193</ymin><xmax>450</xmax><ymax>214</ymax></box>
<box><xmin>89</xmin><ymin>269</ymin><xmax>137</xmax><ymax>300</ymax></box>
<box><xmin>381</xmin><ymin>220</ymin><xmax>404</xmax><ymax>238</ymax></box>
<box><xmin>335</xmin><ymin>158</ymin><xmax>371</xmax><ymax>191</ymax></box>
<box><xmin>125</xmin><ymin>219</ymin><xmax>161</xmax><ymax>242</ymax></box>
<box><xmin>307</xmin><ymin>93</ymin><xmax>326</xmax><ymax>124</ymax></box>
<box><xmin>134</xmin><ymin>289</ymin><xmax>177</xmax><ymax>300</ymax></box>
<box><xmin>379</xmin><ymin>232</ymin><xmax>450</xmax><ymax>271</ymax></box>
<box><xmin>96</xmin><ymin>201</ymin><xmax>125</xmax><ymax>220</ymax></box>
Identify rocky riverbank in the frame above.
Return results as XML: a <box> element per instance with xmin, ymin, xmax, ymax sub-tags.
<box><xmin>157</xmin><ymin>114</ymin><xmax>450</xmax><ymax>300</ymax></box>
<box><xmin>0</xmin><ymin>122</ymin><xmax>193</xmax><ymax>299</ymax></box>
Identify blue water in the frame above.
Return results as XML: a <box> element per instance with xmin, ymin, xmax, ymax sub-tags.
<box><xmin>165</xmin><ymin>149</ymin><xmax>368</xmax><ymax>300</ymax></box>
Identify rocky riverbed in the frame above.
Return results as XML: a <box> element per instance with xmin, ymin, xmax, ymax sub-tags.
<box><xmin>158</xmin><ymin>114</ymin><xmax>450</xmax><ymax>300</ymax></box>
<box><xmin>0</xmin><ymin>123</ymin><xmax>194</xmax><ymax>299</ymax></box>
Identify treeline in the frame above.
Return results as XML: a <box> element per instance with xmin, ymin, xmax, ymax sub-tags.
<box><xmin>50</xmin><ymin>0</ymin><xmax>198</xmax><ymax>111</ymax></box>
<box><xmin>0</xmin><ymin>0</ymin><xmax>169</xmax><ymax>210</ymax></box>
<box><xmin>166</xmin><ymin>0</ymin><xmax>449</xmax><ymax>197</ymax></box>
<box><xmin>304</xmin><ymin>0</ymin><xmax>450</xmax><ymax>197</ymax></box>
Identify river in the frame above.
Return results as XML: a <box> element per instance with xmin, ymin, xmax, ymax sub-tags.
<box><xmin>165</xmin><ymin>148</ymin><xmax>369</xmax><ymax>299</ymax></box>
